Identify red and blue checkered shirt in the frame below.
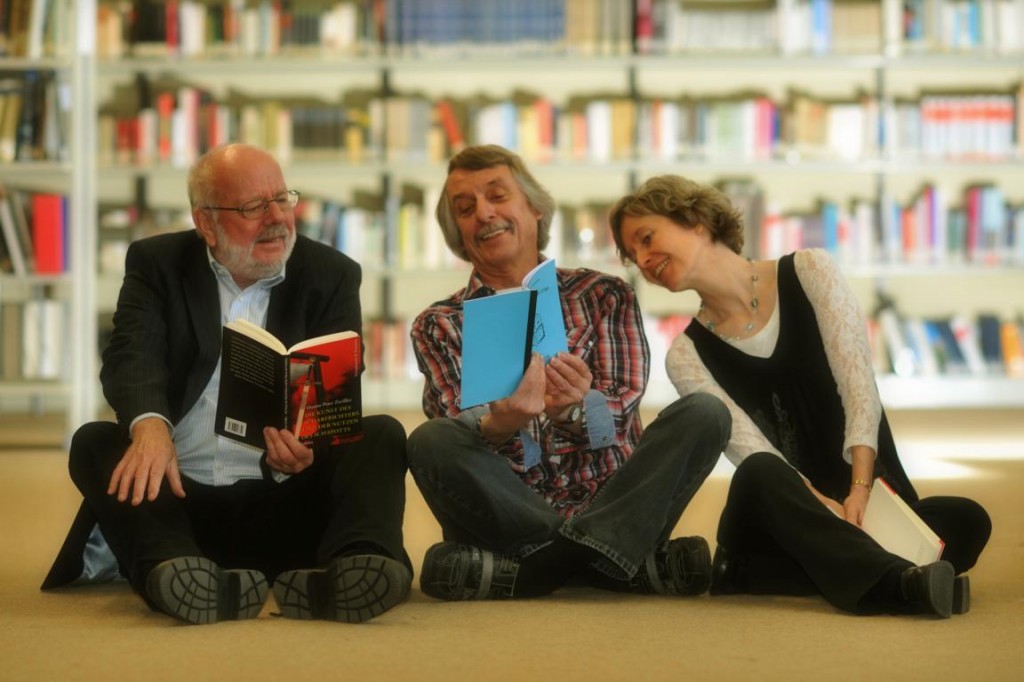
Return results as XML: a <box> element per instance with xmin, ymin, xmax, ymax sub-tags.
<box><xmin>410</xmin><ymin>265</ymin><xmax>649</xmax><ymax>518</ymax></box>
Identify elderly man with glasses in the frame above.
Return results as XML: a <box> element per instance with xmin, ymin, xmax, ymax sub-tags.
<box><xmin>42</xmin><ymin>143</ymin><xmax>413</xmax><ymax>626</ymax></box>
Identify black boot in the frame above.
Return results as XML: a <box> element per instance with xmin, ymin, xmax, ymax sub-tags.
<box><xmin>900</xmin><ymin>561</ymin><xmax>954</xmax><ymax>618</ymax></box>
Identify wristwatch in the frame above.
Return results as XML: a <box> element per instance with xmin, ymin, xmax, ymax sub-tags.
<box><xmin>557</xmin><ymin>402</ymin><xmax>583</xmax><ymax>427</ymax></box>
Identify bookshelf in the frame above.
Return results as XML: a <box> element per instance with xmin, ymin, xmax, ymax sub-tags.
<box><xmin>0</xmin><ymin>0</ymin><xmax>96</xmax><ymax>438</ymax></box>
<box><xmin>3</xmin><ymin>1</ymin><xmax>1022</xmax><ymax>438</ymax></box>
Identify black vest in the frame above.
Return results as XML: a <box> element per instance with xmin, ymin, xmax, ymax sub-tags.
<box><xmin>685</xmin><ymin>253</ymin><xmax>916</xmax><ymax>503</ymax></box>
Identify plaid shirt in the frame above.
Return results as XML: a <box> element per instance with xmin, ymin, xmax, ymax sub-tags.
<box><xmin>410</xmin><ymin>264</ymin><xmax>649</xmax><ymax>517</ymax></box>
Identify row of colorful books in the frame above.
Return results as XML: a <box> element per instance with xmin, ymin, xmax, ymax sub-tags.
<box><xmin>870</xmin><ymin>309</ymin><xmax>1024</xmax><ymax>379</ymax></box>
<box><xmin>93</xmin><ymin>175</ymin><xmax>1024</xmax><ymax>276</ymax></box>
<box><xmin>0</xmin><ymin>72</ymin><xmax>69</xmax><ymax>165</ymax></box>
<box><xmin>902</xmin><ymin>0</ymin><xmax>1024</xmax><ymax>53</ymax></box>
<box><xmin>95</xmin><ymin>82</ymin><xmax>1024</xmax><ymax>170</ymax></box>
<box><xmin>0</xmin><ymin>0</ymin><xmax>69</xmax><ymax>59</ymax></box>
<box><xmin>751</xmin><ymin>182</ymin><xmax>1024</xmax><ymax>268</ymax></box>
<box><xmin>0</xmin><ymin>184</ymin><xmax>67</xmax><ymax>276</ymax></box>
<box><xmin>642</xmin><ymin>310</ymin><xmax>1024</xmax><ymax>382</ymax></box>
<box><xmin>97</xmin><ymin>0</ymin><xmax>627</xmax><ymax>59</ymax></box>
<box><xmin>92</xmin><ymin>1</ymin><xmax>1024</xmax><ymax>59</ymax></box>
<box><xmin>892</xmin><ymin>93</ymin><xmax>1019</xmax><ymax>162</ymax></box>
<box><xmin>293</xmin><ymin>307</ymin><xmax>1024</xmax><ymax>400</ymax></box>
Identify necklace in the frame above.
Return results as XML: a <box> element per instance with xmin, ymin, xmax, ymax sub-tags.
<box><xmin>698</xmin><ymin>261</ymin><xmax>760</xmax><ymax>342</ymax></box>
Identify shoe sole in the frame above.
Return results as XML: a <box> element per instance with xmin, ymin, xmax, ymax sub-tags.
<box><xmin>273</xmin><ymin>555</ymin><xmax>411</xmax><ymax>623</ymax></box>
<box><xmin>146</xmin><ymin>556</ymin><xmax>268</xmax><ymax>625</ymax></box>
<box><xmin>953</xmin><ymin>575</ymin><xmax>970</xmax><ymax>615</ymax></box>
<box><xmin>921</xmin><ymin>561</ymin><xmax>955</xmax><ymax>619</ymax></box>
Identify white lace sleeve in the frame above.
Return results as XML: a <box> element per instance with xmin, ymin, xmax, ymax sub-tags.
<box><xmin>794</xmin><ymin>249</ymin><xmax>881</xmax><ymax>462</ymax></box>
<box><xmin>665</xmin><ymin>332</ymin><xmax>783</xmax><ymax>467</ymax></box>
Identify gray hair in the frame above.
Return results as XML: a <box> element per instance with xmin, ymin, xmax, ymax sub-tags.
<box><xmin>435</xmin><ymin>145</ymin><xmax>556</xmax><ymax>261</ymax></box>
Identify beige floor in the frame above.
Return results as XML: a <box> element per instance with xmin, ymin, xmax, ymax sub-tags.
<box><xmin>2</xmin><ymin>408</ymin><xmax>1023</xmax><ymax>681</ymax></box>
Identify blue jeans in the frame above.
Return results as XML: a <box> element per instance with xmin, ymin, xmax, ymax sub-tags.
<box><xmin>407</xmin><ymin>393</ymin><xmax>730</xmax><ymax>579</ymax></box>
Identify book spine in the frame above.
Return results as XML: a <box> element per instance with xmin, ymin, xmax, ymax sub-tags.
<box><xmin>523</xmin><ymin>288</ymin><xmax>538</xmax><ymax>372</ymax></box>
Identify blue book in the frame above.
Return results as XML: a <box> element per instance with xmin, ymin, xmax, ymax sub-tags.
<box><xmin>460</xmin><ymin>288</ymin><xmax>537</xmax><ymax>409</ymax></box>
<box><xmin>459</xmin><ymin>258</ymin><xmax>568</xmax><ymax>408</ymax></box>
<box><xmin>522</xmin><ymin>257</ymin><xmax>568</xmax><ymax>361</ymax></box>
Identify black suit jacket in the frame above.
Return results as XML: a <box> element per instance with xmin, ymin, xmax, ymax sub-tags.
<box><xmin>42</xmin><ymin>231</ymin><xmax>362</xmax><ymax>588</ymax></box>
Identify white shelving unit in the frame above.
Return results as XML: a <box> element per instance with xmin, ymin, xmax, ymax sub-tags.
<box><xmin>4</xmin><ymin>1</ymin><xmax>1023</xmax><ymax>441</ymax></box>
<box><xmin>0</xmin><ymin>1</ymin><xmax>96</xmax><ymax>438</ymax></box>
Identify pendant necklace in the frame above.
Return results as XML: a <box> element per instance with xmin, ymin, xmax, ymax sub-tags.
<box><xmin>698</xmin><ymin>260</ymin><xmax>760</xmax><ymax>342</ymax></box>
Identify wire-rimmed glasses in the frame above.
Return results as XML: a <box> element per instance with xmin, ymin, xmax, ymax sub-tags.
<box><xmin>202</xmin><ymin>190</ymin><xmax>300</xmax><ymax>220</ymax></box>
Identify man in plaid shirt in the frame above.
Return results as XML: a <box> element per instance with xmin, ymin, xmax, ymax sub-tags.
<box><xmin>409</xmin><ymin>145</ymin><xmax>730</xmax><ymax>600</ymax></box>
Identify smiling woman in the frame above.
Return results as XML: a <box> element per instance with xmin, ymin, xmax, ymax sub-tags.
<box><xmin>607</xmin><ymin>175</ymin><xmax>992</xmax><ymax>618</ymax></box>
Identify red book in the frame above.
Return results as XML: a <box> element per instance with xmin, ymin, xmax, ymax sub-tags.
<box><xmin>165</xmin><ymin>0</ymin><xmax>180</xmax><ymax>54</ymax></box>
<box><xmin>156</xmin><ymin>91</ymin><xmax>175</xmax><ymax>163</ymax></box>
<box><xmin>435</xmin><ymin>99</ymin><xmax>464</xmax><ymax>154</ymax></box>
<box><xmin>215</xmin><ymin>319</ymin><xmax>363</xmax><ymax>448</ymax></box>
<box><xmin>964</xmin><ymin>185</ymin><xmax>981</xmax><ymax>263</ymax></box>
<box><xmin>31</xmin><ymin>193</ymin><xmax>65</xmax><ymax>274</ymax></box>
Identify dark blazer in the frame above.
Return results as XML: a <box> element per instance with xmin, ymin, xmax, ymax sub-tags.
<box><xmin>42</xmin><ymin>230</ymin><xmax>362</xmax><ymax>588</ymax></box>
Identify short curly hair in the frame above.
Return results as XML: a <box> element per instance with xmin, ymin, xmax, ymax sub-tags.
<box><xmin>609</xmin><ymin>175</ymin><xmax>745</xmax><ymax>261</ymax></box>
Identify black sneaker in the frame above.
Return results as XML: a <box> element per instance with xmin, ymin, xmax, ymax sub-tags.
<box><xmin>633</xmin><ymin>536</ymin><xmax>712</xmax><ymax>596</ymax></box>
<box><xmin>145</xmin><ymin>556</ymin><xmax>268</xmax><ymax>625</ymax></box>
<box><xmin>273</xmin><ymin>555</ymin><xmax>411</xmax><ymax>623</ymax></box>
<box><xmin>419</xmin><ymin>542</ymin><xmax>519</xmax><ymax>600</ymax></box>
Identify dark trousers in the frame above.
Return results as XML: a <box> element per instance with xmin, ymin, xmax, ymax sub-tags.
<box><xmin>717</xmin><ymin>452</ymin><xmax>991</xmax><ymax>613</ymax></box>
<box><xmin>67</xmin><ymin>415</ymin><xmax>410</xmax><ymax>599</ymax></box>
<box><xmin>409</xmin><ymin>394</ymin><xmax>730</xmax><ymax>579</ymax></box>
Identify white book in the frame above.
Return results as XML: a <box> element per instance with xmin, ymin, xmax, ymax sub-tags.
<box><xmin>862</xmin><ymin>478</ymin><xmax>944</xmax><ymax>566</ymax></box>
<box><xmin>26</xmin><ymin>0</ymin><xmax>50</xmax><ymax>59</ymax></box>
<box><xmin>21</xmin><ymin>300</ymin><xmax>41</xmax><ymax>379</ymax></box>
<box><xmin>949</xmin><ymin>314</ymin><xmax>988</xmax><ymax>376</ymax></box>
<box><xmin>37</xmin><ymin>300</ymin><xmax>65</xmax><ymax>379</ymax></box>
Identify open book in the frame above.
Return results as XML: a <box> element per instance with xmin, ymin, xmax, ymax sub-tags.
<box><xmin>215</xmin><ymin>319</ymin><xmax>362</xmax><ymax>448</ymax></box>
<box><xmin>460</xmin><ymin>258</ymin><xmax>568</xmax><ymax>408</ymax></box>
<box><xmin>861</xmin><ymin>478</ymin><xmax>944</xmax><ymax>566</ymax></box>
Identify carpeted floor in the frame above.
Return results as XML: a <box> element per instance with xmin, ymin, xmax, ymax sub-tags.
<box><xmin>2</xmin><ymin>409</ymin><xmax>1022</xmax><ymax>681</ymax></box>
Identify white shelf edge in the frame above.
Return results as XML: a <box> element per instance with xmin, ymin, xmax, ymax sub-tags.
<box><xmin>643</xmin><ymin>376</ymin><xmax>1024</xmax><ymax>411</ymax></box>
<box><xmin>874</xmin><ymin>375</ymin><xmax>1024</xmax><ymax>410</ymax></box>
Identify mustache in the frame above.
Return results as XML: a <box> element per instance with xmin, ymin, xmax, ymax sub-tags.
<box><xmin>477</xmin><ymin>221</ymin><xmax>512</xmax><ymax>240</ymax></box>
<box><xmin>256</xmin><ymin>225</ymin><xmax>290</xmax><ymax>242</ymax></box>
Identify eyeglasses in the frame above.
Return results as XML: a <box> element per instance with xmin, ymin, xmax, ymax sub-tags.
<box><xmin>202</xmin><ymin>190</ymin><xmax>300</xmax><ymax>220</ymax></box>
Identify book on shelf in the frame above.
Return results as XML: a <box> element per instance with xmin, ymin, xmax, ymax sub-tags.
<box><xmin>460</xmin><ymin>258</ymin><xmax>568</xmax><ymax>409</ymax></box>
<box><xmin>903</xmin><ymin>317</ymin><xmax>941</xmax><ymax>377</ymax></box>
<box><xmin>1002</xmin><ymin>319</ymin><xmax>1024</xmax><ymax>379</ymax></box>
<box><xmin>926</xmin><ymin>318</ymin><xmax>969</xmax><ymax>375</ymax></box>
<box><xmin>862</xmin><ymin>478</ymin><xmax>944</xmax><ymax>567</ymax></box>
<box><xmin>0</xmin><ymin>79</ymin><xmax>23</xmax><ymax>163</ymax></box>
<box><xmin>976</xmin><ymin>313</ymin><xmax>1006</xmax><ymax>375</ymax></box>
<box><xmin>215</xmin><ymin>319</ymin><xmax>363</xmax><ymax>449</ymax></box>
<box><xmin>19</xmin><ymin>297</ymin><xmax>65</xmax><ymax>380</ymax></box>
<box><xmin>0</xmin><ymin>186</ymin><xmax>31</xmax><ymax>276</ymax></box>
<box><xmin>31</xmin><ymin>193</ymin><xmax>65</xmax><ymax>275</ymax></box>
<box><xmin>1</xmin><ymin>302</ymin><xmax>22</xmax><ymax>380</ymax></box>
